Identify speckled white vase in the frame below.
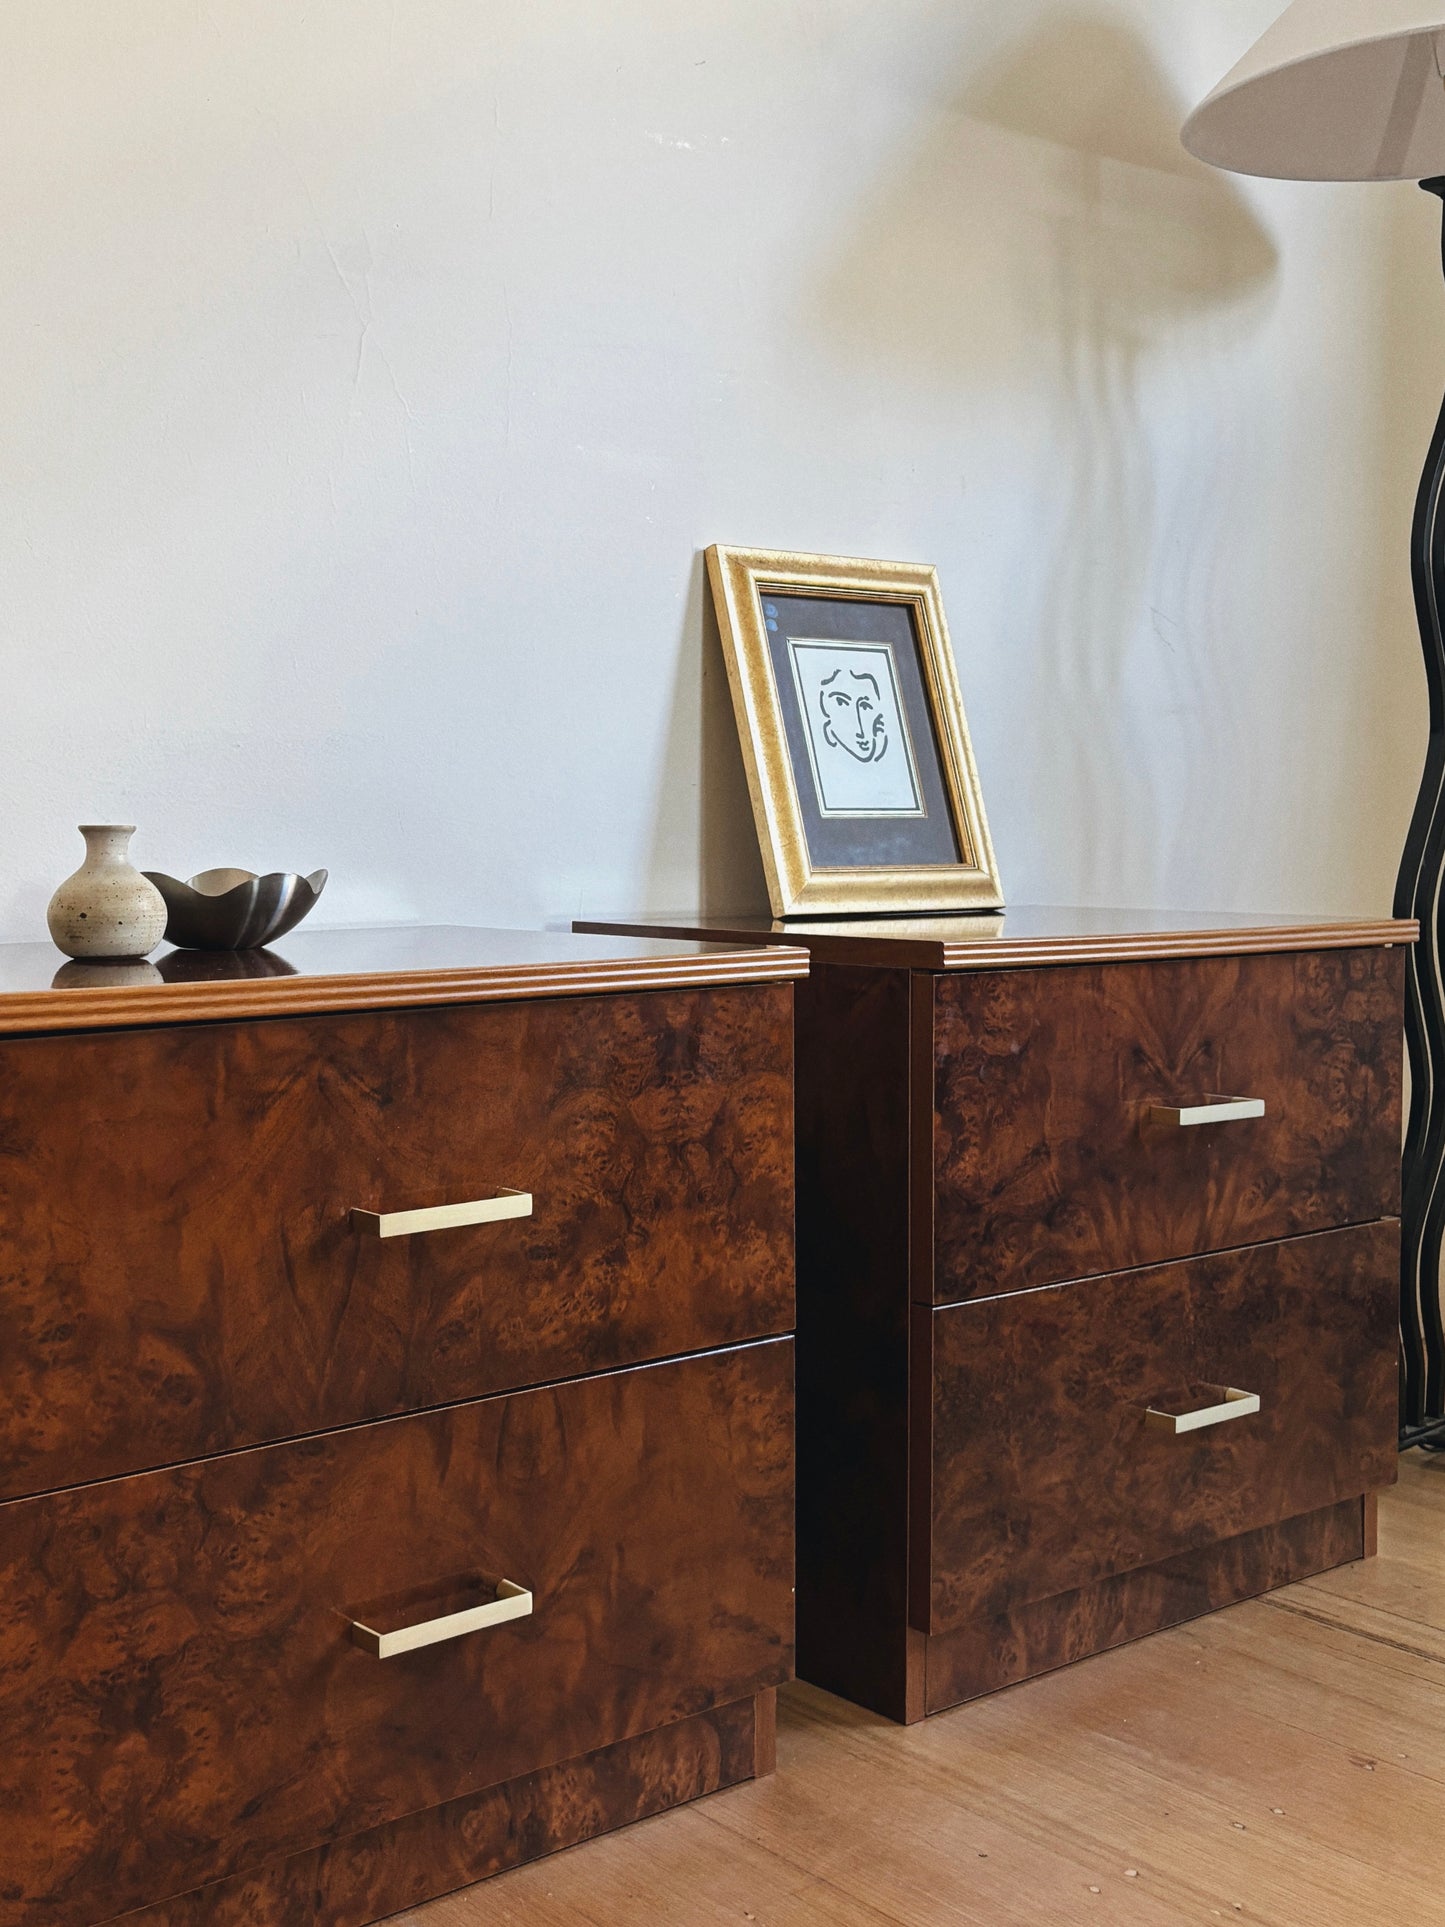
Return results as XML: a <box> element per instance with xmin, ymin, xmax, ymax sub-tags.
<box><xmin>47</xmin><ymin>825</ymin><xmax>168</xmax><ymax>960</ymax></box>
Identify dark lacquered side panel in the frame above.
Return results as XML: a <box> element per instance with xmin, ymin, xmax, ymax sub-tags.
<box><xmin>926</xmin><ymin>1224</ymin><xmax>1398</xmax><ymax>1633</ymax></box>
<box><xmin>0</xmin><ymin>983</ymin><xmax>794</xmax><ymax>1498</ymax></box>
<box><xmin>793</xmin><ymin>963</ymin><xmax>918</xmax><ymax>1723</ymax></box>
<box><xmin>113</xmin><ymin>1699</ymin><xmax>762</xmax><ymax>1927</ymax></box>
<box><xmin>930</xmin><ymin>948</ymin><xmax>1405</xmax><ymax>1301</ymax></box>
<box><xmin>0</xmin><ymin>1343</ymin><xmax>794</xmax><ymax>1927</ymax></box>
<box><xmin>924</xmin><ymin>1497</ymin><xmax>1367</xmax><ymax>1713</ymax></box>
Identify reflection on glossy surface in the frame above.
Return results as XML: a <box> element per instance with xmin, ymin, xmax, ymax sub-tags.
<box><xmin>576</xmin><ymin>905</ymin><xmax>1418</xmax><ymax>972</ymax></box>
<box><xmin>778</xmin><ymin>908</ymin><xmax>1359</xmax><ymax>942</ymax></box>
<box><xmin>0</xmin><ymin>926</ymin><xmax>808</xmax><ymax>1038</ymax></box>
<box><xmin>782</xmin><ymin>915</ymin><xmax>1008</xmax><ymax>943</ymax></box>
<box><xmin>52</xmin><ymin>958</ymin><xmax>164</xmax><ymax>990</ymax></box>
<box><xmin>595</xmin><ymin>904</ymin><xmax>1403</xmax><ymax>942</ymax></box>
<box><xmin>157</xmin><ymin>947</ymin><xmax>298</xmax><ymax>983</ymax></box>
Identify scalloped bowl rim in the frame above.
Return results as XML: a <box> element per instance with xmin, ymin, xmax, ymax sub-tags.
<box><xmin>176</xmin><ymin>868</ymin><xmax>329</xmax><ymax>900</ymax></box>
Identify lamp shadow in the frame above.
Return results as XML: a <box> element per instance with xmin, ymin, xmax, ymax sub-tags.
<box><xmin>812</xmin><ymin>9</ymin><xmax>1278</xmax><ymax>906</ymax></box>
<box><xmin>818</xmin><ymin>13</ymin><xmax>1276</xmax><ymax>368</ymax></box>
<box><xmin>1365</xmin><ymin>183</ymin><xmax>1441</xmax><ymax>916</ymax></box>
<box><xmin>646</xmin><ymin>10</ymin><xmax>1281</xmax><ymax>918</ymax></box>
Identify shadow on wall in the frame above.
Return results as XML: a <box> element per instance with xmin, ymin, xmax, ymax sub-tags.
<box><xmin>643</xmin><ymin>551</ymin><xmax>770</xmax><ymax>918</ymax></box>
<box><xmin>698</xmin><ymin>565</ymin><xmax>771</xmax><ymax>914</ymax></box>
<box><xmin>813</xmin><ymin>10</ymin><xmax>1278</xmax><ymax>905</ymax></box>
<box><xmin>1361</xmin><ymin>181</ymin><xmax>1443</xmax><ymax>913</ymax></box>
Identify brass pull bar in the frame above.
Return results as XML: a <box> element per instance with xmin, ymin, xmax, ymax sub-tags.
<box><xmin>350</xmin><ymin>1190</ymin><xmax>532</xmax><ymax>1239</ymax></box>
<box><xmin>1145</xmin><ymin>1387</ymin><xmax>1261</xmax><ymax>1436</ymax></box>
<box><xmin>350</xmin><ymin>1580</ymin><xmax>533</xmax><ymax>1658</ymax></box>
<box><xmin>1146</xmin><ymin>1095</ymin><xmax>1266</xmax><ymax>1129</ymax></box>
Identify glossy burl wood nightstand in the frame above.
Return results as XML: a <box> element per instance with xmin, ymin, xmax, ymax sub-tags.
<box><xmin>0</xmin><ymin>925</ymin><xmax>806</xmax><ymax>1925</ymax></box>
<box><xmin>580</xmin><ymin>906</ymin><xmax>1415</xmax><ymax>1723</ymax></box>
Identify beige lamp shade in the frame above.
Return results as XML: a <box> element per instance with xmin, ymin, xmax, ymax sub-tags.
<box><xmin>1183</xmin><ymin>1</ymin><xmax>1445</xmax><ymax>180</ymax></box>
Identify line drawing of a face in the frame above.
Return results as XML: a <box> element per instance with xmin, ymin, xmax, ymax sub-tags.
<box><xmin>819</xmin><ymin>668</ymin><xmax>889</xmax><ymax>765</ymax></box>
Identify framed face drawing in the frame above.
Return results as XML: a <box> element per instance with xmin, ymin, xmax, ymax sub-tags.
<box><xmin>706</xmin><ymin>547</ymin><xmax>1003</xmax><ymax>918</ymax></box>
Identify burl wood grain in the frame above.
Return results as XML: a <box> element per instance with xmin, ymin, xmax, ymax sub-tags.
<box><xmin>0</xmin><ymin>983</ymin><xmax>794</xmax><ymax>1498</ymax></box>
<box><xmin>0</xmin><ymin>1341</ymin><xmax>795</xmax><ymax>1927</ymax></box>
<box><xmin>923</xmin><ymin>1496</ymin><xmax>1367</xmax><ymax>1714</ymax></box>
<box><xmin>923</xmin><ymin>1224</ymin><xmax>1398</xmax><ymax>1634</ymax></box>
<box><xmin>117</xmin><ymin>1697</ymin><xmax>763</xmax><ymax>1927</ymax></box>
<box><xmin>928</xmin><ymin>948</ymin><xmax>1404</xmax><ymax>1300</ymax></box>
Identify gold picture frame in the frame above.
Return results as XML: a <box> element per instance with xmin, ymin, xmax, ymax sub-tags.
<box><xmin>706</xmin><ymin>545</ymin><xmax>1004</xmax><ymax>919</ymax></box>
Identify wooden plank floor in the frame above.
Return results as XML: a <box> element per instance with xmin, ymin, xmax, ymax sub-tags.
<box><xmin>397</xmin><ymin>1453</ymin><xmax>1445</xmax><ymax>1926</ymax></box>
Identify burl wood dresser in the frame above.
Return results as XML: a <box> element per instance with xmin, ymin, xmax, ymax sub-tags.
<box><xmin>581</xmin><ymin>906</ymin><xmax>1416</xmax><ymax>1724</ymax></box>
<box><xmin>0</xmin><ymin>924</ymin><xmax>806</xmax><ymax>1924</ymax></box>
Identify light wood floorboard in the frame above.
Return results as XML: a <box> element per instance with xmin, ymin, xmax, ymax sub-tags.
<box><xmin>396</xmin><ymin>1452</ymin><xmax>1445</xmax><ymax>1926</ymax></box>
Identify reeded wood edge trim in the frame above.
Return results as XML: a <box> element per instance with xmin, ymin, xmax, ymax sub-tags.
<box><xmin>0</xmin><ymin>949</ymin><xmax>811</xmax><ymax>1038</ymax></box>
<box><xmin>933</xmin><ymin>919</ymin><xmax>1419</xmax><ymax>970</ymax></box>
<box><xmin>578</xmin><ymin>917</ymin><xmax>1418</xmax><ymax>971</ymax></box>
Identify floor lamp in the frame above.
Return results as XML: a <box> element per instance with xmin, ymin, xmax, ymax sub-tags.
<box><xmin>1184</xmin><ymin>2</ymin><xmax>1445</xmax><ymax>1448</ymax></box>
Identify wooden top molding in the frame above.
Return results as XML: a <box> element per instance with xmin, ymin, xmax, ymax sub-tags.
<box><xmin>576</xmin><ymin>906</ymin><xmax>1419</xmax><ymax>972</ymax></box>
<box><xmin>0</xmin><ymin>925</ymin><xmax>810</xmax><ymax>1037</ymax></box>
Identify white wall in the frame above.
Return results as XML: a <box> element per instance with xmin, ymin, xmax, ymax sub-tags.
<box><xmin>0</xmin><ymin>0</ymin><xmax>1433</xmax><ymax>942</ymax></box>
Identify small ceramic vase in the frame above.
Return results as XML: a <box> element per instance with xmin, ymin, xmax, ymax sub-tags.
<box><xmin>47</xmin><ymin>825</ymin><xmax>168</xmax><ymax>960</ymax></box>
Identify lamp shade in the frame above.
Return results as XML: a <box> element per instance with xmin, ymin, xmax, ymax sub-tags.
<box><xmin>1183</xmin><ymin>1</ymin><xmax>1445</xmax><ymax>181</ymax></box>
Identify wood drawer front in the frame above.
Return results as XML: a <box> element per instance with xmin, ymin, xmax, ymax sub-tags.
<box><xmin>927</xmin><ymin>948</ymin><xmax>1403</xmax><ymax>1302</ymax></box>
<box><xmin>0</xmin><ymin>983</ymin><xmax>794</xmax><ymax>1498</ymax></box>
<box><xmin>921</xmin><ymin>1224</ymin><xmax>1397</xmax><ymax>1634</ymax></box>
<box><xmin>0</xmin><ymin>1339</ymin><xmax>794</xmax><ymax>1927</ymax></box>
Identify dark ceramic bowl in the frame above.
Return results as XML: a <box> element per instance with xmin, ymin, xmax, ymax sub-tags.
<box><xmin>143</xmin><ymin>868</ymin><xmax>328</xmax><ymax>951</ymax></box>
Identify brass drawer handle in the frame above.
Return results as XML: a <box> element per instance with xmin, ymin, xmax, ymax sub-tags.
<box><xmin>350</xmin><ymin>1580</ymin><xmax>533</xmax><ymax>1658</ymax></box>
<box><xmin>1145</xmin><ymin>1387</ymin><xmax>1261</xmax><ymax>1436</ymax></box>
<box><xmin>350</xmin><ymin>1190</ymin><xmax>533</xmax><ymax>1239</ymax></box>
<box><xmin>1146</xmin><ymin>1095</ymin><xmax>1266</xmax><ymax>1129</ymax></box>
